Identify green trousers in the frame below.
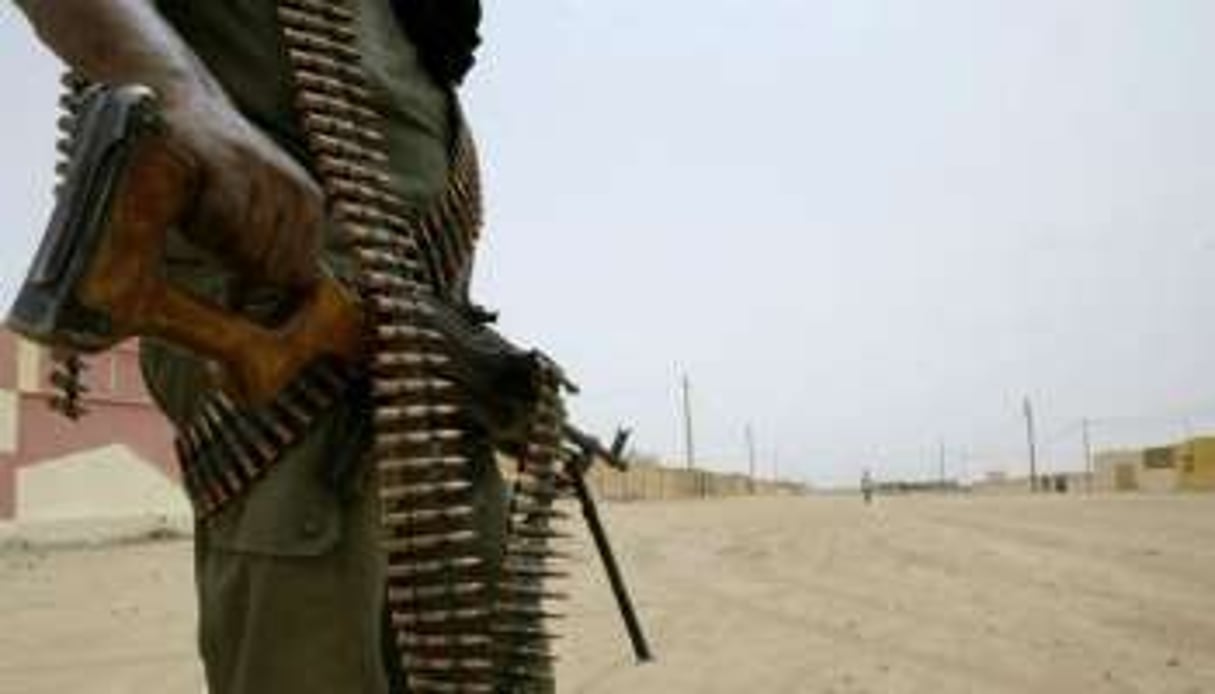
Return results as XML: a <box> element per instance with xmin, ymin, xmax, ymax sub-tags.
<box><xmin>195</xmin><ymin>410</ymin><xmax>508</xmax><ymax>693</ymax></box>
<box><xmin>143</xmin><ymin>340</ymin><xmax>509</xmax><ymax>693</ymax></box>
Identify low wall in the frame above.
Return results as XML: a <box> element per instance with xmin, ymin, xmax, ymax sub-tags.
<box><xmin>16</xmin><ymin>444</ymin><xmax>190</xmax><ymax>522</ymax></box>
<box><xmin>586</xmin><ymin>463</ymin><xmax>803</xmax><ymax>502</ymax></box>
<box><xmin>971</xmin><ymin>472</ymin><xmax>1091</xmax><ymax>495</ymax></box>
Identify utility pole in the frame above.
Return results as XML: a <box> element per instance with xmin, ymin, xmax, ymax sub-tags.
<box><xmin>681</xmin><ymin>373</ymin><xmax>695</xmax><ymax>471</ymax></box>
<box><xmin>1023</xmin><ymin>397</ymin><xmax>1039</xmax><ymax>492</ymax></box>
<box><xmin>745</xmin><ymin>423</ymin><xmax>757</xmax><ymax>494</ymax></box>
<box><xmin>680</xmin><ymin>372</ymin><xmax>702</xmax><ymax>498</ymax></box>
<box><xmin>938</xmin><ymin>438</ymin><xmax>947</xmax><ymax>490</ymax></box>
<box><xmin>1081</xmin><ymin>417</ymin><xmax>1094</xmax><ymax>494</ymax></box>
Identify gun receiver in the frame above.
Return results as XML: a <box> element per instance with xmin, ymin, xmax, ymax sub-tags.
<box><xmin>565</xmin><ymin>424</ymin><xmax>631</xmax><ymax>473</ymax></box>
<box><xmin>6</xmin><ymin>85</ymin><xmax>362</xmax><ymax>404</ymax></box>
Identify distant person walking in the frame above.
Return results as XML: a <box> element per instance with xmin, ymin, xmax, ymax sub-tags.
<box><xmin>861</xmin><ymin>469</ymin><xmax>874</xmax><ymax>505</ymax></box>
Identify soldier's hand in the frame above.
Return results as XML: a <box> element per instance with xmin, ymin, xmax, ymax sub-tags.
<box><xmin>164</xmin><ymin>86</ymin><xmax>323</xmax><ymax>290</ymax></box>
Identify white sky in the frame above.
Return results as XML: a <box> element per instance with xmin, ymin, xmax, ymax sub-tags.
<box><xmin>4</xmin><ymin>1</ymin><xmax>1215</xmax><ymax>485</ymax></box>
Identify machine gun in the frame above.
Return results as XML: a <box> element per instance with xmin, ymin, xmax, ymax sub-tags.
<box><xmin>7</xmin><ymin>82</ymin><xmax>652</xmax><ymax>665</ymax></box>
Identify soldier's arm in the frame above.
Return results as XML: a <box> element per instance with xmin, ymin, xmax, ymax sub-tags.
<box><xmin>16</xmin><ymin>0</ymin><xmax>221</xmax><ymax>105</ymax></box>
<box><xmin>15</xmin><ymin>0</ymin><xmax>324</xmax><ymax>289</ymax></box>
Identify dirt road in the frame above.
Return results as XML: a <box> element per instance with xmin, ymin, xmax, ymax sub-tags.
<box><xmin>2</xmin><ymin>495</ymin><xmax>1213</xmax><ymax>693</ymax></box>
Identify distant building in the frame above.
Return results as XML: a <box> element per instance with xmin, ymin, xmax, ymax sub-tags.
<box><xmin>0</xmin><ymin>331</ymin><xmax>181</xmax><ymax>523</ymax></box>
<box><xmin>1094</xmin><ymin>450</ymin><xmax>1140</xmax><ymax>492</ymax></box>
<box><xmin>1093</xmin><ymin>438</ymin><xmax>1215</xmax><ymax>493</ymax></box>
<box><xmin>1177</xmin><ymin>438</ymin><xmax>1215</xmax><ymax>491</ymax></box>
<box><xmin>972</xmin><ymin>469</ymin><xmax>1088</xmax><ymax>495</ymax></box>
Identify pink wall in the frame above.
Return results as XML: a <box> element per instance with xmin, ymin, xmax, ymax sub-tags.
<box><xmin>17</xmin><ymin>395</ymin><xmax>176</xmax><ymax>478</ymax></box>
<box><xmin>0</xmin><ymin>454</ymin><xmax>13</xmax><ymax>520</ymax></box>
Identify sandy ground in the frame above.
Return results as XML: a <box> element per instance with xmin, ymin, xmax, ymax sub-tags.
<box><xmin>2</xmin><ymin>494</ymin><xmax>1214</xmax><ymax>693</ymax></box>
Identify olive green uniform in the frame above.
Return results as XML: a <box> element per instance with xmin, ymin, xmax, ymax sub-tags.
<box><xmin>138</xmin><ymin>2</ymin><xmax>505</xmax><ymax>692</ymax></box>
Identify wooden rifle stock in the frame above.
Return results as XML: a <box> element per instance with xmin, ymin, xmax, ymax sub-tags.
<box><xmin>8</xmin><ymin>85</ymin><xmax>362</xmax><ymax>405</ymax></box>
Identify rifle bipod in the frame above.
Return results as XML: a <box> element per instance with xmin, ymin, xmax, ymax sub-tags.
<box><xmin>562</xmin><ymin>426</ymin><xmax>654</xmax><ymax>664</ymax></box>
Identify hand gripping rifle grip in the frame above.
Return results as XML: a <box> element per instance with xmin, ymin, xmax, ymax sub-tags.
<box><xmin>6</xmin><ymin>85</ymin><xmax>362</xmax><ymax>405</ymax></box>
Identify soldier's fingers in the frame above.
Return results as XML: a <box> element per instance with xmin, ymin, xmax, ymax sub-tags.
<box><xmin>272</xmin><ymin>190</ymin><xmax>322</xmax><ymax>289</ymax></box>
<box><xmin>192</xmin><ymin>175</ymin><xmax>244</xmax><ymax>261</ymax></box>
<box><xmin>245</xmin><ymin>175</ymin><xmax>279</xmax><ymax>269</ymax></box>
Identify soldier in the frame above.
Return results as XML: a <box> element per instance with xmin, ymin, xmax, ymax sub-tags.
<box><xmin>13</xmin><ymin>1</ymin><xmax>512</xmax><ymax>692</ymax></box>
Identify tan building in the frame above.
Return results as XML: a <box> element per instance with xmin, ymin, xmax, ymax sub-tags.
<box><xmin>1093</xmin><ymin>437</ymin><xmax>1215</xmax><ymax>493</ymax></box>
<box><xmin>1094</xmin><ymin>450</ymin><xmax>1144</xmax><ymax>492</ymax></box>
<box><xmin>1139</xmin><ymin>445</ymin><xmax>1180</xmax><ymax>493</ymax></box>
<box><xmin>1177</xmin><ymin>437</ymin><xmax>1215</xmax><ymax>491</ymax></box>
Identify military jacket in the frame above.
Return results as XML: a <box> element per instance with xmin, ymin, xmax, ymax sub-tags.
<box><xmin>135</xmin><ymin>4</ymin><xmax>495</xmax><ymax>692</ymax></box>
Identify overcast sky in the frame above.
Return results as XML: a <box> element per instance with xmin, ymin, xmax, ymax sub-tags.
<box><xmin>4</xmin><ymin>1</ymin><xmax>1215</xmax><ymax>485</ymax></box>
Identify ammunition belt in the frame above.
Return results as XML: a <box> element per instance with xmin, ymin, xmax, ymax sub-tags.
<box><xmin>275</xmin><ymin>1</ymin><xmax>565</xmax><ymax>691</ymax></box>
<box><xmin>169</xmin><ymin>92</ymin><xmax>485</xmax><ymax>521</ymax></box>
<box><xmin>45</xmin><ymin>72</ymin><xmax>96</xmax><ymax>421</ymax></box>
<box><xmin>172</xmin><ymin>360</ymin><xmax>352</xmax><ymax>517</ymax></box>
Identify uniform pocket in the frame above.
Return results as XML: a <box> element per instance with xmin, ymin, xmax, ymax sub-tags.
<box><xmin>202</xmin><ymin>408</ymin><xmax>353</xmax><ymax>557</ymax></box>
